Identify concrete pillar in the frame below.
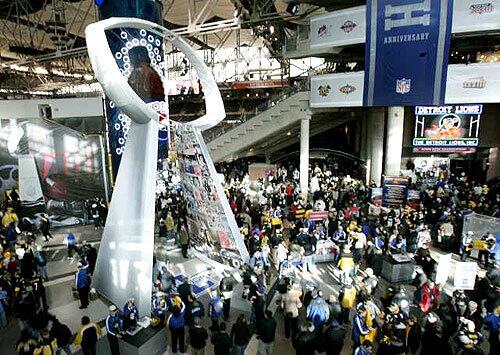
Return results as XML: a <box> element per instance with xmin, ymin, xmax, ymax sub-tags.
<box><xmin>487</xmin><ymin>147</ymin><xmax>500</xmax><ymax>181</ymax></box>
<box><xmin>360</xmin><ymin>115</ymin><xmax>369</xmax><ymax>184</ymax></box>
<box><xmin>300</xmin><ymin>117</ymin><xmax>310</xmax><ymax>196</ymax></box>
<box><xmin>369</xmin><ymin>107</ymin><xmax>385</xmax><ymax>186</ymax></box>
<box><xmin>384</xmin><ymin>106</ymin><xmax>405</xmax><ymax>176</ymax></box>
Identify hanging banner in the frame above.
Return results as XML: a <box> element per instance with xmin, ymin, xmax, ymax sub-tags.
<box><xmin>364</xmin><ymin>0</ymin><xmax>454</xmax><ymax>106</ymax></box>
<box><xmin>452</xmin><ymin>1</ymin><xmax>500</xmax><ymax>33</ymax></box>
<box><xmin>413</xmin><ymin>104</ymin><xmax>481</xmax><ymax>153</ymax></box>
<box><xmin>309</xmin><ymin>6</ymin><xmax>366</xmax><ymax>48</ymax></box>
<box><xmin>445</xmin><ymin>63</ymin><xmax>500</xmax><ymax>104</ymax></box>
<box><xmin>310</xmin><ymin>72</ymin><xmax>364</xmax><ymax>108</ymax></box>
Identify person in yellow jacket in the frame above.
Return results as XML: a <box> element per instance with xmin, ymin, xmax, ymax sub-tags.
<box><xmin>74</xmin><ymin>316</ymin><xmax>102</xmax><ymax>355</ymax></box>
<box><xmin>339</xmin><ymin>277</ymin><xmax>357</xmax><ymax>325</ymax></box>
<box><xmin>2</xmin><ymin>207</ymin><xmax>18</xmax><ymax>228</ymax></box>
<box><xmin>33</xmin><ymin>329</ymin><xmax>57</xmax><ymax>355</ymax></box>
<box><xmin>338</xmin><ymin>246</ymin><xmax>355</xmax><ymax>284</ymax></box>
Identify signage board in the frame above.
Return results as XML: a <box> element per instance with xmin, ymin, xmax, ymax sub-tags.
<box><xmin>454</xmin><ymin>261</ymin><xmax>478</xmax><ymax>290</ymax></box>
<box><xmin>413</xmin><ymin>104</ymin><xmax>482</xmax><ymax>152</ymax></box>
<box><xmin>382</xmin><ymin>176</ymin><xmax>409</xmax><ymax>207</ymax></box>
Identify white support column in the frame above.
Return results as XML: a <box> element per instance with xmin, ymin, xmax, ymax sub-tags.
<box><xmin>384</xmin><ymin>106</ymin><xmax>405</xmax><ymax>176</ymax></box>
<box><xmin>300</xmin><ymin>116</ymin><xmax>310</xmax><ymax>197</ymax></box>
<box><xmin>369</xmin><ymin>107</ymin><xmax>385</xmax><ymax>187</ymax></box>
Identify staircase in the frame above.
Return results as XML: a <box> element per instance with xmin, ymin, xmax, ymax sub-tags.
<box><xmin>206</xmin><ymin>91</ymin><xmax>311</xmax><ymax>162</ymax></box>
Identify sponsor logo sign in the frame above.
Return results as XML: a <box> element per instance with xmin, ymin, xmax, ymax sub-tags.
<box><xmin>340</xmin><ymin>20</ymin><xmax>357</xmax><ymax>33</ymax></box>
<box><xmin>339</xmin><ymin>84</ymin><xmax>356</xmax><ymax>95</ymax></box>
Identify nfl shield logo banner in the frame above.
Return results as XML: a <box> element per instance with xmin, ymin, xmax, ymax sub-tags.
<box><xmin>396</xmin><ymin>78</ymin><xmax>411</xmax><ymax>94</ymax></box>
<box><xmin>363</xmin><ymin>0</ymin><xmax>453</xmax><ymax>106</ymax></box>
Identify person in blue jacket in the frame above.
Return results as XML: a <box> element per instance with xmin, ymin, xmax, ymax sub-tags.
<box><xmin>306</xmin><ymin>290</ymin><xmax>330</xmax><ymax>332</ymax></box>
<box><xmin>352</xmin><ymin>304</ymin><xmax>370</xmax><ymax>348</ymax></box>
<box><xmin>75</xmin><ymin>262</ymin><xmax>91</xmax><ymax>309</ymax></box>
<box><xmin>65</xmin><ymin>232</ymin><xmax>78</xmax><ymax>258</ymax></box>
<box><xmin>123</xmin><ymin>298</ymin><xmax>139</xmax><ymax>331</ymax></box>
<box><xmin>152</xmin><ymin>291</ymin><xmax>168</xmax><ymax>324</ymax></box>
<box><xmin>484</xmin><ymin>305</ymin><xmax>500</xmax><ymax>355</ymax></box>
<box><xmin>167</xmin><ymin>301</ymin><xmax>186</xmax><ymax>354</ymax></box>
<box><xmin>354</xmin><ymin>340</ymin><xmax>373</xmax><ymax>355</ymax></box>
<box><xmin>106</xmin><ymin>305</ymin><xmax>123</xmax><ymax>355</ymax></box>
<box><xmin>208</xmin><ymin>290</ymin><xmax>224</xmax><ymax>331</ymax></box>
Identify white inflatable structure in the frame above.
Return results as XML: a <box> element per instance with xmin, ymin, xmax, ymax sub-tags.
<box><xmin>86</xmin><ymin>18</ymin><xmax>247</xmax><ymax>317</ymax></box>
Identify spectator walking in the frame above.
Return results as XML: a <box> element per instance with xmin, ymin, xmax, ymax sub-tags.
<box><xmin>189</xmin><ymin>317</ymin><xmax>208</xmax><ymax>355</ymax></box>
<box><xmin>75</xmin><ymin>262</ymin><xmax>91</xmax><ymax>309</ymax></box>
<box><xmin>74</xmin><ymin>316</ymin><xmax>101</xmax><ymax>355</ymax></box>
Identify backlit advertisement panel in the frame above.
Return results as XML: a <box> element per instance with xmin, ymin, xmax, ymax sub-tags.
<box><xmin>413</xmin><ymin>104</ymin><xmax>482</xmax><ymax>153</ymax></box>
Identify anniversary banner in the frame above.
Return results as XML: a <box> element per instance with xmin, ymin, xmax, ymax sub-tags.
<box><xmin>364</xmin><ymin>0</ymin><xmax>453</xmax><ymax>106</ymax></box>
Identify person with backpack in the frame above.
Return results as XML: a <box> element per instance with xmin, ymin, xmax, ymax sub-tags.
<box><xmin>189</xmin><ymin>317</ymin><xmax>208</xmax><ymax>355</ymax></box>
<box><xmin>74</xmin><ymin>316</ymin><xmax>101</xmax><ymax>355</ymax></box>
<box><xmin>34</xmin><ymin>246</ymin><xmax>48</xmax><ymax>282</ymax></box>
<box><xmin>167</xmin><ymin>302</ymin><xmax>186</xmax><ymax>354</ymax></box>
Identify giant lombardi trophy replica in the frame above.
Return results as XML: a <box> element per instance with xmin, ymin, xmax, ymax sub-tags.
<box><xmin>86</xmin><ymin>1</ymin><xmax>248</xmax><ymax>317</ymax></box>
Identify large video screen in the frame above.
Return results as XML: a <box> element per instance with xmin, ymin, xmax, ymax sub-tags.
<box><xmin>413</xmin><ymin>104</ymin><xmax>482</xmax><ymax>153</ymax></box>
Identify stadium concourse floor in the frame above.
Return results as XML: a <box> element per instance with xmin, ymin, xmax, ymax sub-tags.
<box><xmin>0</xmin><ymin>225</ymin><xmax>492</xmax><ymax>354</ymax></box>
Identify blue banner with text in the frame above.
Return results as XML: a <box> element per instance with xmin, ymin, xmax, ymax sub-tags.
<box><xmin>364</xmin><ymin>0</ymin><xmax>453</xmax><ymax>107</ymax></box>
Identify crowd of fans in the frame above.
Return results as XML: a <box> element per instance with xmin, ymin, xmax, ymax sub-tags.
<box><xmin>153</xmin><ymin>157</ymin><xmax>499</xmax><ymax>355</ymax></box>
<box><xmin>0</xmin><ymin>155</ymin><xmax>499</xmax><ymax>355</ymax></box>
<box><xmin>0</xmin><ymin>190</ymin><xmax>101</xmax><ymax>354</ymax></box>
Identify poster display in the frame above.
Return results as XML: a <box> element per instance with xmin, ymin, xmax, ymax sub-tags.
<box><xmin>364</xmin><ymin>0</ymin><xmax>453</xmax><ymax>106</ymax></box>
<box><xmin>171</xmin><ymin>122</ymin><xmax>249</xmax><ymax>267</ymax></box>
<box><xmin>371</xmin><ymin>187</ymin><xmax>383</xmax><ymax>206</ymax></box>
<box><xmin>413</xmin><ymin>104</ymin><xmax>482</xmax><ymax>153</ymax></box>
<box><xmin>0</xmin><ymin>118</ymin><xmax>106</xmax><ymax>220</ymax></box>
<box><xmin>453</xmin><ymin>261</ymin><xmax>478</xmax><ymax>290</ymax></box>
<box><xmin>382</xmin><ymin>176</ymin><xmax>409</xmax><ymax>207</ymax></box>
